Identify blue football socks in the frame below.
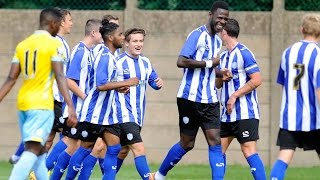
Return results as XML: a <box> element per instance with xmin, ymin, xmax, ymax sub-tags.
<box><xmin>270</xmin><ymin>159</ymin><xmax>288</xmax><ymax>180</ymax></box>
<box><xmin>246</xmin><ymin>153</ymin><xmax>266</xmax><ymax>180</ymax></box>
<box><xmin>50</xmin><ymin>151</ymin><xmax>71</xmax><ymax>180</ymax></box>
<box><xmin>65</xmin><ymin>146</ymin><xmax>92</xmax><ymax>180</ymax></box>
<box><xmin>99</xmin><ymin>158</ymin><xmax>105</xmax><ymax>174</ymax></box>
<box><xmin>46</xmin><ymin>140</ymin><xmax>67</xmax><ymax>170</ymax></box>
<box><xmin>135</xmin><ymin>155</ymin><xmax>151</xmax><ymax>180</ymax></box>
<box><xmin>158</xmin><ymin>142</ymin><xmax>187</xmax><ymax>176</ymax></box>
<box><xmin>116</xmin><ymin>158</ymin><xmax>124</xmax><ymax>173</ymax></box>
<box><xmin>102</xmin><ymin>144</ymin><xmax>121</xmax><ymax>180</ymax></box>
<box><xmin>78</xmin><ymin>154</ymin><xmax>97</xmax><ymax>180</ymax></box>
<box><xmin>209</xmin><ymin>145</ymin><xmax>224</xmax><ymax>180</ymax></box>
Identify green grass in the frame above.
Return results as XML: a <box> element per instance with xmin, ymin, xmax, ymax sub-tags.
<box><xmin>0</xmin><ymin>161</ymin><xmax>319</xmax><ymax>179</ymax></box>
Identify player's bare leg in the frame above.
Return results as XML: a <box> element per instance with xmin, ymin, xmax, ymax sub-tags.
<box><xmin>221</xmin><ymin>137</ymin><xmax>234</xmax><ymax>153</ymax></box>
<box><xmin>276</xmin><ymin>149</ymin><xmax>295</xmax><ymax>164</ymax></box>
<box><xmin>240</xmin><ymin>141</ymin><xmax>257</xmax><ymax>158</ymax></box>
<box><xmin>118</xmin><ymin>145</ymin><xmax>130</xmax><ymax>159</ymax></box>
<box><xmin>180</xmin><ymin>133</ymin><xmax>196</xmax><ymax>151</ymax></box>
<box><xmin>46</xmin><ymin>131</ymin><xmax>57</xmax><ymax>152</ymax></box>
<box><xmin>129</xmin><ymin>142</ymin><xmax>145</xmax><ymax>157</ymax></box>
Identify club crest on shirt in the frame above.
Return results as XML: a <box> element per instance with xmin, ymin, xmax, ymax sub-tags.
<box><xmin>233</xmin><ymin>73</ymin><xmax>239</xmax><ymax>79</ymax></box>
<box><xmin>205</xmin><ymin>44</ymin><xmax>210</xmax><ymax>51</ymax></box>
<box><xmin>231</xmin><ymin>62</ymin><xmax>237</xmax><ymax>69</ymax></box>
<box><xmin>77</xmin><ymin>46</ymin><xmax>84</xmax><ymax>51</ymax></box>
<box><xmin>123</xmin><ymin>69</ymin><xmax>130</xmax><ymax>74</ymax></box>
<box><xmin>138</xmin><ymin>80</ymin><xmax>147</xmax><ymax>86</ymax></box>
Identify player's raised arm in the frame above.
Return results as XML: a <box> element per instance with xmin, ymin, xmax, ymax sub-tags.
<box><xmin>97</xmin><ymin>77</ymin><xmax>139</xmax><ymax>91</ymax></box>
<box><xmin>177</xmin><ymin>55</ymin><xmax>207</xmax><ymax>68</ymax></box>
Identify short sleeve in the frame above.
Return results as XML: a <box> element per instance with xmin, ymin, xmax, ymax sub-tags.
<box><xmin>11</xmin><ymin>49</ymin><xmax>19</xmax><ymax>64</ymax></box>
<box><xmin>66</xmin><ymin>47</ymin><xmax>85</xmax><ymax>81</ymax></box>
<box><xmin>277</xmin><ymin>51</ymin><xmax>287</xmax><ymax>85</ymax></box>
<box><xmin>51</xmin><ymin>41</ymin><xmax>64</xmax><ymax>62</ymax></box>
<box><xmin>96</xmin><ymin>53</ymin><xmax>112</xmax><ymax>86</ymax></box>
<box><xmin>242</xmin><ymin>48</ymin><xmax>260</xmax><ymax>75</ymax></box>
<box><xmin>179</xmin><ymin>30</ymin><xmax>201</xmax><ymax>59</ymax></box>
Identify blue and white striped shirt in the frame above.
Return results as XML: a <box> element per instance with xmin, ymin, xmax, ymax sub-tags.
<box><xmin>63</xmin><ymin>42</ymin><xmax>94</xmax><ymax>118</ymax></box>
<box><xmin>79</xmin><ymin>46</ymin><xmax>118</xmax><ymax>125</ymax></box>
<box><xmin>277</xmin><ymin>40</ymin><xmax>320</xmax><ymax>131</ymax></box>
<box><xmin>53</xmin><ymin>35</ymin><xmax>70</xmax><ymax>102</ymax></box>
<box><xmin>113</xmin><ymin>53</ymin><xmax>160</xmax><ymax>127</ymax></box>
<box><xmin>177</xmin><ymin>25</ymin><xmax>222</xmax><ymax>103</ymax></box>
<box><xmin>220</xmin><ymin>43</ymin><xmax>260</xmax><ymax>122</ymax></box>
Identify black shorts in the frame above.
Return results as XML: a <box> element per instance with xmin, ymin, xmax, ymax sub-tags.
<box><xmin>276</xmin><ymin>129</ymin><xmax>320</xmax><ymax>152</ymax></box>
<box><xmin>220</xmin><ymin>119</ymin><xmax>260</xmax><ymax>144</ymax></box>
<box><xmin>177</xmin><ymin>98</ymin><xmax>220</xmax><ymax>136</ymax></box>
<box><xmin>62</xmin><ymin>120</ymin><xmax>82</xmax><ymax>139</ymax></box>
<box><xmin>77</xmin><ymin>122</ymin><xmax>121</xmax><ymax>142</ymax></box>
<box><xmin>51</xmin><ymin>101</ymin><xmax>65</xmax><ymax>132</ymax></box>
<box><xmin>119</xmin><ymin>122</ymin><xmax>142</xmax><ymax>146</ymax></box>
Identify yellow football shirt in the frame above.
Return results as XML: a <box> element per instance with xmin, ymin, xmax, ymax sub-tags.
<box><xmin>12</xmin><ymin>30</ymin><xmax>64</xmax><ymax>111</ymax></box>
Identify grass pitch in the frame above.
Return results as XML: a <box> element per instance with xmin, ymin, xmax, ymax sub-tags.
<box><xmin>0</xmin><ymin>161</ymin><xmax>319</xmax><ymax>179</ymax></box>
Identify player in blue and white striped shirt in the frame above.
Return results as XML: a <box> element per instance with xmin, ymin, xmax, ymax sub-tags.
<box><xmin>217</xmin><ymin>18</ymin><xmax>266</xmax><ymax>180</ymax></box>
<box><xmin>67</xmin><ymin>21</ymin><xmax>138</xmax><ymax>180</ymax></box>
<box><xmin>50</xmin><ymin>19</ymin><xmax>103</xmax><ymax>179</ymax></box>
<box><xmin>113</xmin><ymin>28</ymin><xmax>163</xmax><ymax>180</ymax></box>
<box><xmin>85</xmin><ymin>15</ymin><xmax>122</xmax><ymax>176</ymax></box>
<box><xmin>45</xmin><ymin>8</ymin><xmax>74</xmax><ymax>171</ymax></box>
<box><xmin>92</xmin><ymin>15</ymin><xmax>121</xmax><ymax>60</ymax></box>
<box><xmin>270</xmin><ymin>14</ymin><xmax>320</xmax><ymax>180</ymax></box>
<box><xmin>153</xmin><ymin>1</ymin><xmax>230</xmax><ymax>180</ymax></box>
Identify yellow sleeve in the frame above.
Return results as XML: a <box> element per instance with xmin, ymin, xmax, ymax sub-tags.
<box><xmin>11</xmin><ymin>47</ymin><xmax>20</xmax><ymax>64</ymax></box>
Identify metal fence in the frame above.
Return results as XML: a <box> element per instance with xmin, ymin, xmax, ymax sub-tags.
<box><xmin>138</xmin><ymin>0</ymin><xmax>273</xmax><ymax>11</ymax></box>
<box><xmin>285</xmin><ymin>0</ymin><xmax>320</xmax><ymax>11</ymax></box>
<box><xmin>0</xmin><ymin>0</ymin><xmax>126</xmax><ymax>10</ymax></box>
<box><xmin>0</xmin><ymin>0</ymin><xmax>319</xmax><ymax>11</ymax></box>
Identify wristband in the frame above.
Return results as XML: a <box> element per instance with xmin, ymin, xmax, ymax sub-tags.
<box><xmin>205</xmin><ymin>60</ymin><xmax>213</xmax><ymax>68</ymax></box>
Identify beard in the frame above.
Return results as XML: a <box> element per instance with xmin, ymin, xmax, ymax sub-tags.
<box><xmin>209</xmin><ymin>21</ymin><xmax>217</xmax><ymax>34</ymax></box>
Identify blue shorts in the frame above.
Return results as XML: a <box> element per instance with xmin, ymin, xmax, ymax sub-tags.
<box><xmin>18</xmin><ymin>110</ymin><xmax>54</xmax><ymax>146</ymax></box>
